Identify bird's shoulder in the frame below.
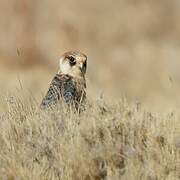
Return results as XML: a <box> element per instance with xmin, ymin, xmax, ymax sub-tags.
<box><xmin>52</xmin><ymin>74</ymin><xmax>72</xmax><ymax>84</ymax></box>
<box><xmin>52</xmin><ymin>74</ymin><xmax>86</xmax><ymax>88</ymax></box>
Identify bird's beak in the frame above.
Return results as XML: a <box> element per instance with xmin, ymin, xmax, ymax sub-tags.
<box><xmin>79</xmin><ymin>62</ymin><xmax>83</xmax><ymax>70</ymax></box>
<box><xmin>77</xmin><ymin>62</ymin><xmax>85</xmax><ymax>74</ymax></box>
<box><xmin>77</xmin><ymin>62</ymin><xmax>83</xmax><ymax>71</ymax></box>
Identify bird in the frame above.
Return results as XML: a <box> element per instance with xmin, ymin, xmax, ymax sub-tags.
<box><xmin>40</xmin><ymin>51</ymin><xmax>87</xmax><ymax>111</ymax></box>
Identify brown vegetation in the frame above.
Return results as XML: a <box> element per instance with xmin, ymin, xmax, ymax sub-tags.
<box><xmin>0</xmin><ymin>93</ymin><xmax>179</xmax><ymax>180</ymax></box>
<box><xmin>0</xmin><ymin>1</ymin><xmax>180</xmax><ymax>179</ymax></box>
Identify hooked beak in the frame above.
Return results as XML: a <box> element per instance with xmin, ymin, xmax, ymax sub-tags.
<box><xmin>78</xmin><ymin>62</ymin><xmax>86</xmax><ymax>74</ymax></box>
<box><xmin>79</xmin><ymin>62</ymin><xmax>83</xmax><ymax>70</ymax></box>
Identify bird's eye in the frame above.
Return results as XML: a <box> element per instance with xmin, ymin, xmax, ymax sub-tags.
<box><xmin>68</xmin><ymin>56</ymin><xmax>76</xmax><ymax>65</ymax></box>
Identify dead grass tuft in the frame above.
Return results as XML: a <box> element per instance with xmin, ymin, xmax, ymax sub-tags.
<box><xmin>0</xmin><ymin>94</ymin><xmax>179</xmax><ymax>180</ymax></box>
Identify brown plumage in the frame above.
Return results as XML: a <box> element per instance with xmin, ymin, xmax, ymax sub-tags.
<box><xmin>40</xmin><ymin>51</ymin><xmax>87</xmax><ymax>110</ymax></box>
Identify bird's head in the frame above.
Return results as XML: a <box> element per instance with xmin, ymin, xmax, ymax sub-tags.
<box><xmin>59</xmin><ymin>51</ymin><xmax>87</xmax><ymax>78</ymax></box>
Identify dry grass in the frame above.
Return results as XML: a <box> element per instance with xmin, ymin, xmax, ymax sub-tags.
<box><xmin>0</xmin><ymin>92</ymin><xmax>179</xmax><ymax>180</ymax></box>
<box><xmin>0</xmin><ymin>1</ymin><xmax>180</xmax><ymax>179</ymax></box>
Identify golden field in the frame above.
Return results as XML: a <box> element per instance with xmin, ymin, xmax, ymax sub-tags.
<box><xmin>0</xmin><ymin>95</ymin><xmax>179</xmax><ymax>180</ymax></box>
<box><xmin>0</xmin><ymin>0</ymin><xmax>180</xmax><ymax>179</ymax></box>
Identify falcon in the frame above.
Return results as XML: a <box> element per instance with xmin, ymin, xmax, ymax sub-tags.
<box><xmin>40</xmin><ymin>51</ymin><xmax>87</xmax><ymax>111</ymax></box>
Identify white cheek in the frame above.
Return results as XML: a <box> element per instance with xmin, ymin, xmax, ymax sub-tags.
<box><xmin>60</xmin><ymin>61</ymin><xmax>71</xmax><ymax>74</ymax></box>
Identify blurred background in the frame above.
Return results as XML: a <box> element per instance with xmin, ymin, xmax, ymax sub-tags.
<box><xmin>1</xmin><ymin>0</ymin><xmax>180</xmax><ymax>111</ymax></box>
